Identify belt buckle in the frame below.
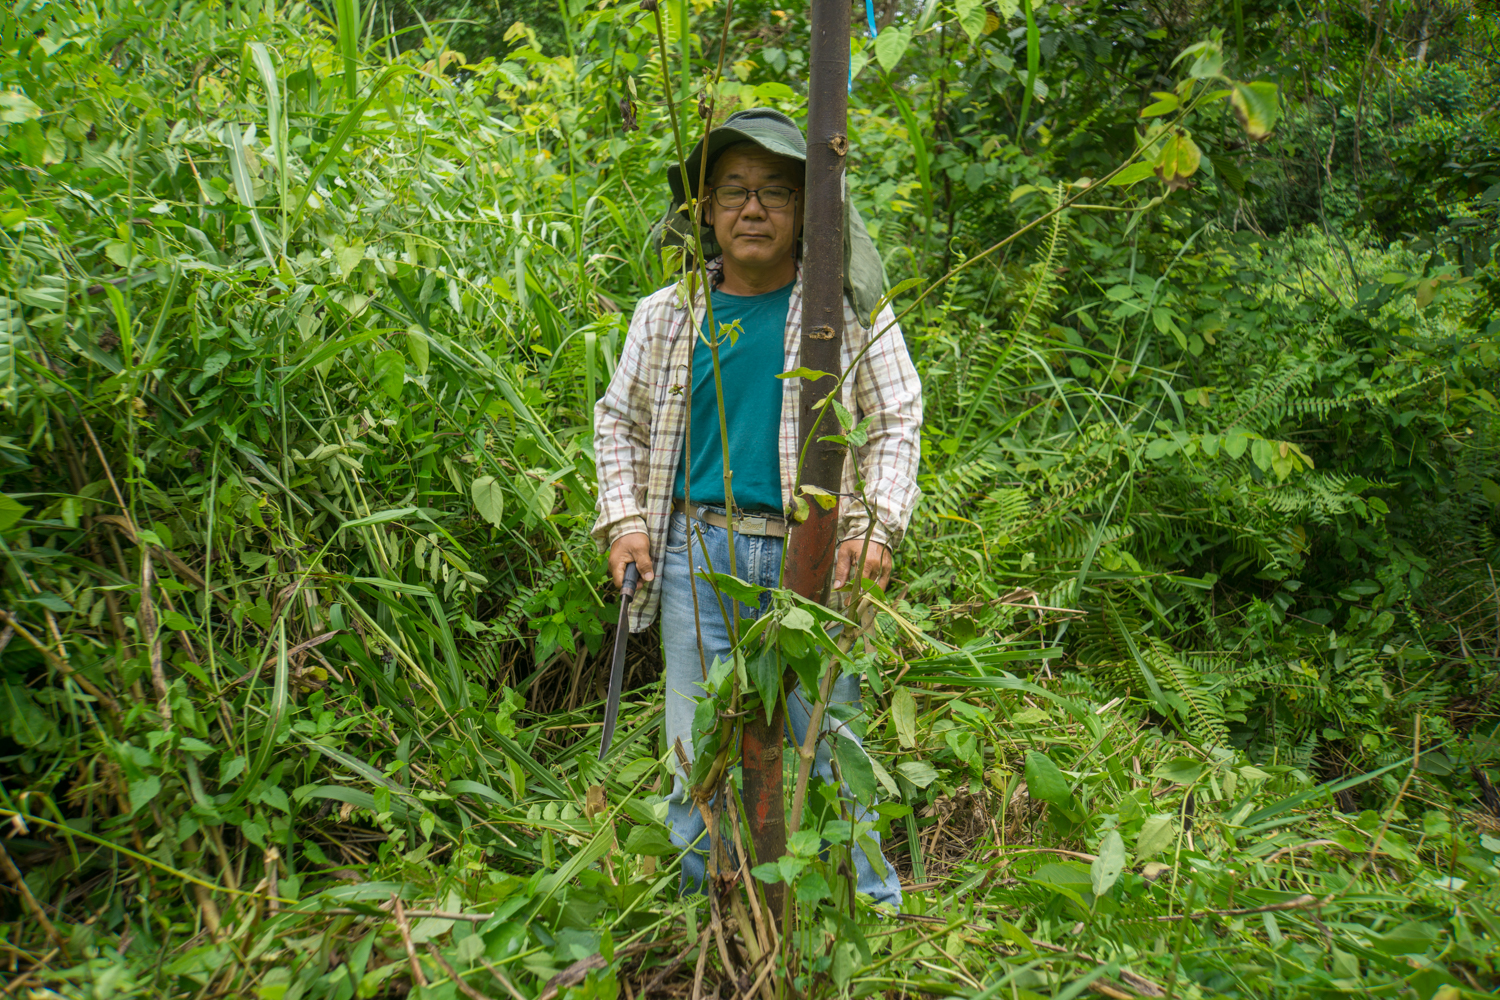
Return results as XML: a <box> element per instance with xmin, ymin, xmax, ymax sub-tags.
<box><xmin>738</xmin><ymin>515</ymin><xmax>767</xmax><ymax>536</ymax></box>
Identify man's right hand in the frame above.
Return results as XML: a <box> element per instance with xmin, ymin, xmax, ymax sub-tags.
<box><xmin>608</xmin><ymin>532</ymin><xmax>654</xmax><ymax>589</ymax></box>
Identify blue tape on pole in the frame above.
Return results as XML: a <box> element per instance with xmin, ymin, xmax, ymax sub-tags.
<box><xmin>851</xmin><ymin>0</ymin><xmax>878</xmax><ymax>91</ymax></box>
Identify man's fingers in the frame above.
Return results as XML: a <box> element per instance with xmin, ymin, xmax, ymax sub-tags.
<box><xmin>832</xmin><ymin>546</ymin><xmax>853</xmax><ymax>588</ymax></box>
<box><xmin>634</xmin><ymin>542</ymin><xmax>655</xmax><ymax>582</ymax></box>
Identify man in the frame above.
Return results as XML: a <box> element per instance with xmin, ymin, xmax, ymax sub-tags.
<box><xmin>592</xmin><ymin>109</ymin><xmax>922</xmax><ymax>907</ymax></box>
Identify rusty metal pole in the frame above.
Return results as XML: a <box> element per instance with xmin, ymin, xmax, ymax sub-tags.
<box><xmin>741</xmin><ymin>0</ymin><xmax>849</xmax><ymax>918</ymax></box>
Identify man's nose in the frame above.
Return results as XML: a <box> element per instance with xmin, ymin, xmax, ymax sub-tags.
<box><xmin>739</xmin><ymin>193</ymin><xmax>769</xmax><ymax>218</ymax></box>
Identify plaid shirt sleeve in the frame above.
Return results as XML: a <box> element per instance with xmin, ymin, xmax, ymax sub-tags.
<box><xmin>839</xmin><ymin>303</ymin><xmax>924</xmax><ymax>550</ymax></box>
<box><xmin>591</xmin><ymin>292</ymin><xmax>663</xmax><ymax>550</ymax></box>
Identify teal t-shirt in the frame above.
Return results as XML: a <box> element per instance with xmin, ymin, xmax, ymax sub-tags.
<box><xmin>673</xmin><ymin>281</ymin><xmax>792</xmax><ymax>513</ymax></box>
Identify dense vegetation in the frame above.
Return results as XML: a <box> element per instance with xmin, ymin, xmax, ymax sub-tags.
<box><xmin>1</xmin><ymin>0</ymin><xmax>1498</xmax><ymax>996</ymax></box>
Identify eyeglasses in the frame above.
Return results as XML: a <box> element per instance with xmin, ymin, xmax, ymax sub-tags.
<box><xmin>710</xmin><ymin>185</ymin><xmax>800</xmax><ymax>209</ymax></box>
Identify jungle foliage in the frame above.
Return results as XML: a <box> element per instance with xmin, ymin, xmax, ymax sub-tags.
<box><xmin>0</xmin><ymin>0</ymin><xmax>1498</xmax><ymax>997</ymax></box>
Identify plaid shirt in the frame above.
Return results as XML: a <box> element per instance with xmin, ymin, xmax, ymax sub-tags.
<box><xmin>593</xmin><ymin>261</ymin><xmax>924</xmax><ymax>631</ymax></box>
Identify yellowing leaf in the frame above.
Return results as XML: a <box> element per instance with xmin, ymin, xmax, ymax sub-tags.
<box><xmin>1230</xmin><ymin>80</ymin><xmax>1281</xmax><ymax>141</ymax></box>
<box><xmin>1154</xmin><ymin>131</ymin><xmax>1202</xmax><ymax>190</ymax></box>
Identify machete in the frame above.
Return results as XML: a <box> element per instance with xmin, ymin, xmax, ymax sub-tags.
<box><xmin>598</xmin><ymin>561</ymin><xmax>639</xmax><ymax>760</ymax></box>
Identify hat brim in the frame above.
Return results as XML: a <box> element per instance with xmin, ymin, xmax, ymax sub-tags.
<box><xmin>669</xmin><ymin>122</ymin><xmax>808</xmax><ymax>204</ymax></box>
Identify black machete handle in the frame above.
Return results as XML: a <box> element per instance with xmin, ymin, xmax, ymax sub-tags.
<box><xmin>621</xmin><ymin>561</ymin><xmax>640</xmax><ymax>599</ymax></box>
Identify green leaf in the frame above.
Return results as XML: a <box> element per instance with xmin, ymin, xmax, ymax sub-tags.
<box><xmin>371</xmin><ymin>349</ymin><xmax>405</xmax><ymax>400</ymax></box>
<box><xmin>696</xmin><ymin>571</ymin><xmax>766</xmax><ymax>607</ymax></box>
<box><xmin>1153</xmin><ymin>758</ymin><xmax>1203</xmax><ymax>784</ymax></box>
<box><xmin>955</xmin><ymin>0</ymin><xmax>987</xmax><ymax>44</ymax></box>
<box><xmin>896</xmin><ymin>759</ymin><xmax>938</xmax><ymax>787</ymax></box>
<box><xmin>746</xmin><ymin>641</ymin><xmax>781</xmax><ymax>724</ymax></box>
<box><xmin>622</xmin><ymin>825</ymin><xmax>675</xmax><ymax>856</ymax></box>
<box><xmin>3</xmin><ymin>683</ymin><xmax>53</xmax><ymax>747</ymax></box>
<box><xmin>1144</xmin><ymin>437</ymin><xmax>1180</xmax><ymax>460</ymax></box>
<box><xmin>1137</xmin><ymin>813</ymin><xmax>1177</xmax><ymax>857</ymax></box>
<box><xmin>129</xmin><ymin>774</ymin><xmax>162</xmax><ymax>815</ymax></box>
<box><xmin>794</xmin><ymin>870</ymin><xmax>831</xmax><ymax>903</ymax></box>
<box><xmin>1140</xmin><ymin>92</ymin><xmax>1179</xmax><ymax>117</ymax></box>
<box><xmin>0</xmin><ymin>91</ymin><xmax>41</xmax><ymax>123</ymax></box>
<box><xmin>471</xmin><ymin>476</ymin><xmax>505</xmax><ymax>527</ymax></box>
<box><xmin>780</xmin><ymin>606</ymin><xmax>816</xmax><ymax>632</ymax></box>
<box><xmin>833</xmin><ymin>733</ymin><xmax>877</xmax><ymax>805</ymax></box>
<box><xmin>1108</xmin><ymin>162</ymin><xmax>1157</xmax><ymax>187</ymax></box>
<box><xmin>776</xmin><ymin>367</ymin><xmax>834</xmax><ymax>381</ymax></box>
<box><xmin>341</xmin><ymin>507</ymin><xmax>418</xmax><ymax>530</ymax></box>
<box><xmin>161</xmin><ymin>610</ymin><xmax>197</xmax><ymax>631</ymax></box>
<box><xmin>892</xmin><ymin>686</ymin><xmax>918</xmax><ymax>749</ymax></box>
<box><xmin>405</xmin><ymin>328</ymin><xmax>430</xmax><ymax>374</ymax></box>
<box><xmin>1090</xmin><ymin>830</ymin><xmax>1127</xmax><ymax>897</ymax></box>
<box><xmin>1024</xmin><ymin>751</ymin><xmax>1071</xmax><ymax>805</ymax></box>
<box><xmin>874</xmin><ymin>25</ymin><xmax>912</xmax><ymax>72</ymax></box>
<box><xmin>1230</xmin><ymin>80</ymin><xmax>1281</xmax><ymax>140</ymax></box>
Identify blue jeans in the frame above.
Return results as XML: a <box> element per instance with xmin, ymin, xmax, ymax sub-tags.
<box><xmin>659</xmin><ymin>506</ymin><xmax>902</xmax><ymax>908</ymax></box>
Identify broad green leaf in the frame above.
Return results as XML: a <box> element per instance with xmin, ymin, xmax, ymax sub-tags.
<box><xmin>621</xmin><ymin>825</ymin><xmax>675</xmax><ymax>856</ymax></box>
<box><xmin>696</xmin><ymin>571</ymin><xmax>766</xmax><ymax>607</ymax></box>
<box><xmin>1230</xmin><ymin>80</ymin><xmax>1281</xmax><ymax>140</ymax></box>
<box><xmin>371</xmin><ymin>349</ymin><xmax>405</xmax><ymax>400</ymax></box>
<box><xmin>1224</xmin><ymin>429</ymin><xmax>1252</xmax><ymax>460</ymax></box>
<box><xmin>0</xmin><ymin>91</ymin><xmax>41</xmax><ymax>123</ymax></box>
<box><xmin>1137</xmin><ymin>813</ymin><xmax>1177</xmax><ymax>857</ymax></box>
<box><xmin>780</xmin><ymin>606</ymin><xmax>816</xmax><ymax>631</ymax></box>
<box><xmin>471</xmin><ymin>476</ymin><xmax>505</xmax><ymax>527</ymax></box>
<box><xmin>1024</xmin><ymin>751</ymin><xmax>1071</xmax><ymax>805</ymax></box>
<box><xmin>896</xmin><ymin>759</ymin><xmax>938</xmax><ymax>787</ymax></box>
<box><xmin>1109</xmin><ymin>162</ymin><xmax>1157</xmax><ymax>186</ymax></box>
<box><xmin>833</xmin><ymin>733</ymin><xmax>877</xmax><ymax>805</ymax></box>
<box><xmin>746</xmin><ymin>641</ymin><xmax>780</xmax><ymax>724</ymax></box>
<box><xmin>776</xmin><ymin>367</ymin><xmax>834</xmax><ymax>381</ymax></box>
<box><xmin>1090</xmin><ymin>830</ymin><xmax>1127</xmax><ymax>897</ymax></box>
<box><xmin>892</xmin><ymin>686</ymin><xmax>918</xmax><ymax>749</ymax></box>
<box><xmin>1153</xmin><ymin>758</ymin><xmax>1203</xmax><ymax>784</ymax></box>
<box><xmin>955</xmin><ymin>0</ymin><xmax>987</xmax><ymax>44</ymax></box>
<box><xmin>3</xmin><ymin>683</ymin><xmax>53</xmax><ymax>747</ymax></box>
<box><xmin>129</xmin><ymin>774</ymin><xmax>162</xmax><ymax>815</ymax></box>
<box><xmin>0</xmin><ymin>494</ymin><xmax>28</xmax><ymax>532</ymax></box>
<box><xmin>875</xmin><ymin>25</ymin><xmax>912</xmax><ymax>72</ymax></box>
<box><xmin>405</xmin><ymin>327</ymin><xmax>430</xmax><ymax>374</ymax></box>
<box><xmin>333</xmin><ymin>236</ymin><xmax>366</xmax><ymax>278</ymax></box>
<box><xmin>1140</xmin><ymin>92</ymin><xmax>1179</xmax><ymax>117</ymax></box>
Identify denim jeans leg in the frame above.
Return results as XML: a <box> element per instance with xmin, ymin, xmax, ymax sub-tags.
<box><xmin>785</xmin><ymin>676</ymin><xmax>903</xmax><ymax>908</ymax></box>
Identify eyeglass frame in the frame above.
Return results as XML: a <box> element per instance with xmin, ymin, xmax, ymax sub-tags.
<box><xmin>707</xmin><ymin>184</ymin><xmax>802</xmax><ymax>210</ymax></box>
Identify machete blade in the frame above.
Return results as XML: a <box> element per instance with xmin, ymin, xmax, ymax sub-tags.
<box><xmin>598</xmin><ymin>562</ymin><xmax>639</xmax><ymax>761</ymax></box>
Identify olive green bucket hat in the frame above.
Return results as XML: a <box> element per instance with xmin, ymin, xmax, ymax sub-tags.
<box><xmin>650</xmin><ymin>108</ymin><xmax>887</xmax><ymax>321</ymax></box>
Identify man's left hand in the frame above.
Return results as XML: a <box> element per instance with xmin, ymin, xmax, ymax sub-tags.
<box><xmin>833</xmin><ymin>539</ymin><xmax>892</xmax><ymax>591</ymax></box>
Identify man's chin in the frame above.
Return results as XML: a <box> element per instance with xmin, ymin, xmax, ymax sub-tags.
<box><xmin>724</xmin><ymin>242</ymin><xmax>789</xmax><ymax>267</ymax></box>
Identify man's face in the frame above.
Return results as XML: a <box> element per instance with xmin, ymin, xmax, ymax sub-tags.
<box><xmin>703</xmin><ymin>146</ymin><xmax>803</xmax><ymax>277</ymax></box>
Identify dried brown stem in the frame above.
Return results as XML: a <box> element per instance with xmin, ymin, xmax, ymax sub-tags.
<box><xmin>391</xmin><ymin>894</ymin><xmax>428</xmax><ymax>988</ymax></box>
<box><xmin>0</xmin><ymin>843</ymin><xmax>67</xmax><ymax>954</ymax></box>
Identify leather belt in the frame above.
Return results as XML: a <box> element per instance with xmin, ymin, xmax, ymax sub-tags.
<box><xmin>673</xmin><ymin>498</ymin><xmax>788</xmax><ymax>538</ymax></box>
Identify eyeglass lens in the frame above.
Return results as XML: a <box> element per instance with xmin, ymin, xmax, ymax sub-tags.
<box><xmin>714</xmin><ymin>186</ymin><xmax>795</xmax><ymax>209</ymax></box>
